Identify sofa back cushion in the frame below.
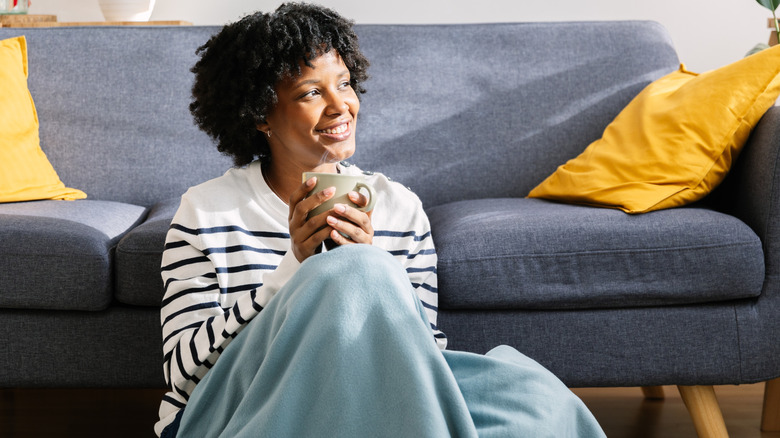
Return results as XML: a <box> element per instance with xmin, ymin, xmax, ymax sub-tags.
<box><xmin>352</xmin><ymin>21</ymin><xmax>680</xmax><ymax>207</ymax></box>
<box><xmin>0</xmin><ymin>22</ymin><xmax>679</xmax><ymax>208</ymax></box>
<box><xmin>0</xmin><ymin>36</ymin><xmax>86</xmax><ymax>203</ymax></box>
<box><xmin>0</xmin><ymin>26</ymin><xmax>232</xmax><ymax>207</ymax></box>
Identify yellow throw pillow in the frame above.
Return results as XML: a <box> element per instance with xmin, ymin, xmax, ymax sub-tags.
<box><xmin>528</xmin><ymin>45</ymin><xmax>780</xmax><ymax>214</ymax></box>
<box><xmin>0</xmin><ymin>36</ymin><xmax>86</xmax><ymax>203</ymax></box>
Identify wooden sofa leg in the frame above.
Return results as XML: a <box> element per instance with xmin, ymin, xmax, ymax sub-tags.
<box><xmin>677</xmin><ymin>385</ymin><xmax>728</xmax><ymax>438</ymax></box>
<box><xmin>762</xmin><ymin>378</ymin><xmax>780</xmax><ymax>431</ymax></box>
<box><xmin>641</xmin><ymin>386</ymin><xmax>665</xmax><ymax>400</ymax></box>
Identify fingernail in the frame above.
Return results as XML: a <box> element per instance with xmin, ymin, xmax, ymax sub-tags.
<box><xmin>334</xmin><ymin>203</ymin><xmax>346</xmax><ymax>213</ymax></box>
<box><xmin>323</xmin><ymin>187</ymin><xmax>336</xmax><ymax>196</ymax></box>
<box><xmin>327</xmin><ymin>216</ymin><xmax>338</xmax><ymax>225</ymax></box>
<box><xmin>307</xmin><ymin>177</ymin><xmax>317</xmax><ymax>186</ymax></box>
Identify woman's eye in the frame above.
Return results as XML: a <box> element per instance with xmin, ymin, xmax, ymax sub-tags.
<box><xmin>300</xmin><ymin>89</ymin><xmax>320</xmax><ymax>99</ymax></box>
<box><xmin>339</xmin><ymin>81</ymin><xmax>351</xmax><ymax>89</ymax></box>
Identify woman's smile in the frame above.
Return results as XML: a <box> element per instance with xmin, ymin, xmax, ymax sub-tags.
<box><xmin>317</xmin><ymin>121</ymin><xmax>352</xmax><ymax>140</ymax></box>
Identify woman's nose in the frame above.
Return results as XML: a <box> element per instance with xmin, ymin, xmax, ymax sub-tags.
<box><xmin>324</xmin><ymin>92</ymin><xmax>350</xmax><ymax>115</ymax></box>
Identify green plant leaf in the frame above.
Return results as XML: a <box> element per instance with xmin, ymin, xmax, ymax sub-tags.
<box><xmin>756</xmin><ymin>0</ymin><xmax>780</xmax><ymax>12</ymax></box>
<box><xmin>747</xmin><ymin>42</ymin><xmax>770</xmax><ymax>56</ymax></box>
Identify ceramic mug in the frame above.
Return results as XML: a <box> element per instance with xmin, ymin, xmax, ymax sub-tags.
<box><xmin>302</xmin><ymin>172</ymin><xmax>377</xmax><ymax>219</ymax></box>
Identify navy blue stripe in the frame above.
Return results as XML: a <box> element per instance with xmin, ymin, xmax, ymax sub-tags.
<box><xmin>163</xmin><ymin>302</ymin><xmax>221</xmax><ymax>326</ymax></box>
<box><xmin>163</xmin><ymin>351</ymin><xmax>173</xmax><ymax>386</ymax></box>
<box><xmin>407</xmin><ymin>266</ymin><xmax>436</xmax><ymax>274</ymax></box>
<box><xmin>374</xmin><ymin>230</ymin><xmax>431</xmax><ymax>241</ymax></box>
<box><xmin>189</xmin><ymin>329</ymin><xmax>202</xmax><ymax>367</ymax></box>
<box><xmin>170</xmin><ymin>223</ymin><xmax>289</xmax><ymax>239</ymax></box>
<box><xmin>206</xmin><ymin>316</ymin><xmax>216</xmax><ymax>352</ymax></box>
<box><xmin>172</xmin><ymin>383</ymin><xmax>190</xmax><ymax>401</ymax></box>
<box><xmin>162</xmin><ymin>394</ymin><xmax>186</xmax><ymax>409</ymax></box>
<box><xmin>162</xmin><ymin>283</ymin><xmax>220</xmax><ymax>307</ymax></box>
<box><xmin>164</xmin><ymin>240</ymin><xmax>189</xmax><ymax>250</ymax></box>
<box><xmin>233</xmin><ymin>302</ymin><xmax>246</xmax><ymax>324</ymax></box>
<box><xmin>174</xmin><ymin>346</ymin><xmax>193</xmax><ymax>381</ymax></box>
<box><xmin>250</xmin><ymin>289</ymin><xmax>264</xmax><ymax>312</ymax></box>
<box><xmin>221</xmin><ymin>282</ymin><xmax>264</xmax><ymax>295</ymax></box>
<box><xmin>411</xmin><ymin>282</ymin><xmax>438</xmax><ymax>293</ymax></box>
<box><xmin>163</xmin><ymin>280</ymin><xmax>261</xmax><ymax>305</ymax></box>
<box><xmin>164</xmin><ymin>272</ymin><xmax>217</xmax><ymax>290</ymax></box>
<box><xmin>203</xmin><ymin>245</ymin><xmax>286</xmax><ymax>257</ymax></box>
<box><xmin>161</xmin><ymin>255</ymin><xmax>210</xmax><ymax>272</ymax></box>
<box><xmin>388</xmin><ymin>248</ymin><xmax>436</xmax><ymax>259</ymax></box>
<box><xmin>420</xmin><ymin>300</ymin><xmax>438</xmax><ymax>312</ymax></box>
<box><xmin>162</xmin><ymin>321</ymin><xmax>201</xmax><ymax>349</ymax></box>
<box><xmin>215</xmin><ymin>264</ymin><xmax>277</xmax><ymax>274</ymax></box>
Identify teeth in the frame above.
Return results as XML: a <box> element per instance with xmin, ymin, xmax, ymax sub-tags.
<box><xmin>320</xmin><ymin>123</ymin><xmax>348</xmax><ymax>134</ymax></box>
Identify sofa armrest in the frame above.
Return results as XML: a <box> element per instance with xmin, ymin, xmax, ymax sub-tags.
<box><xmin>728</xmin><ymin>105</ymin><xmax>780</xmax><ymax>274</ymax></box>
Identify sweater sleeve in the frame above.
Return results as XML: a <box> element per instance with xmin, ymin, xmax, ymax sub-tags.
<box><xmin>371</xmin><ymin>176</ymin><xmax>446</xmax><ymax>350</ymax></box>
<box><xmin>159</xmin><ymin>194</ymin><xmax>300</xmax><ymax>403</ymax></box>
<box><xmin>402</xmin><ymin>200</ymin><xmax>447</xmax><ymax>349</ymax></box>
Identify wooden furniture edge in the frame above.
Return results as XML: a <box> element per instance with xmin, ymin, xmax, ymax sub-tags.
<box><xmin>2</xmin><ymin>20</ymin><xmax>192</xmax><ymax>28</ymax></box>
<box><xmin>678</xmin><ymin>385</ymin><xmax>729</xmax><ymax>438</ymax></box>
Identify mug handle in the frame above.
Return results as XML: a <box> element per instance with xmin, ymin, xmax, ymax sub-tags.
<box><xmin>354</xmin><ymin>182</ymin><xmax>377</xmax><ymax>212</ymax></box>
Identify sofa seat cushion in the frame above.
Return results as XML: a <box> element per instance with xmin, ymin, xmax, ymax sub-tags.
<box><xmin>428</xmin><ymin>198</ymin><xmax>764</xmax><ymax>310</ymax></box>
<box><xmin>115</xmin><ymin>198</ymin><xmax>179</xmax><ymax>306</ymax></box>
<box><xmin>0</xmin><ymin>200</ymin><xmax>147</xmax><ymax>310</ymax></box>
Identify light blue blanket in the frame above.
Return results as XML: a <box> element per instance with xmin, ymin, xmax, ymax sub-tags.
<box><xmin>176</xmin><ymin>245</ymin><xmax>605</xmax><ymax>437</ymax></box>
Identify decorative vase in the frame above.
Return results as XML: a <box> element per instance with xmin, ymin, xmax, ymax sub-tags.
<box><xmin>0</xmin><ymin>0</ymin><xmax>29</xmax><ymax>15</ymax></box>
<box><xmin>98</xmin><ymin>0</ymin><xmax>157</xmax><ymax>22</ymax></box>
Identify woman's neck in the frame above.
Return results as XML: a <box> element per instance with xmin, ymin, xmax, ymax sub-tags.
<box><xmin>263</xmin><ymin>161</ymin><xmax>339</xmax><ymax>205</ymax></box>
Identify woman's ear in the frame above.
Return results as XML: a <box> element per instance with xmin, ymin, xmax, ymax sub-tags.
<box><xmin>256</xmin><ymin>123</ymin><xmax>271</xmax><ymax>138</ymax></box>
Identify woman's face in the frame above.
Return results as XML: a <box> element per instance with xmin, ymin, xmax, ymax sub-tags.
<box><xmin>260</xmin><ymin>50</ymin><xmax>359</xmax><ymax>171</ymax></box>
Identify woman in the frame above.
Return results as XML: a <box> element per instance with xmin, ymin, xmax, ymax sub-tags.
<box><xmin>156</xmin><ymin>3</ymin><xmax>605</xmax><ymax>437</ymax></box>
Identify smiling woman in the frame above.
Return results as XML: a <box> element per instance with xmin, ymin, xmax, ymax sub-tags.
<box><xmin>155</xmin><ymin>3</ymin><xmax>606</xmax><ymax>438</ymax></box>
<box><xmin>188</xmin><ymin>4</ymin><xmax>369</xmax><ymax>171</ymax></box>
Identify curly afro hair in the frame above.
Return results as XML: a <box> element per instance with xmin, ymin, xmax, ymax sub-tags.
<box><xmin>190</xmin><ymin>2</ymin><xmax>370</xmax><ymax>167</ymax></box>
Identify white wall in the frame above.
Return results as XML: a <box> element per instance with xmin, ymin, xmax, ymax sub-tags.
<box><xmin>28</xmin><ymin>0</ymin><xmax>774</xmax><ymax>72</ymax></box>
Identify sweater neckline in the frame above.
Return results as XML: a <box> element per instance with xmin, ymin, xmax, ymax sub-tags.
<box><xmin>250</xmin><ymin>162</ymin><xmax>352</xmax><ymax>222</ymax></box>
<box><xmin>249</xmin><ymin>162</ymin><xmax>289</xmax><ymax>222</ymax></box>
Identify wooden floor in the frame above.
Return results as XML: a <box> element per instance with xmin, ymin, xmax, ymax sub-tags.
<box><xmin>572</xmin><ymin>384</ymin><xmax>780</xmax><ymax>438</ymax></box>
<box><xmin>0</xmin><ymin>384</ymin><xmax>778</xmax><ymax>437</ymax></box>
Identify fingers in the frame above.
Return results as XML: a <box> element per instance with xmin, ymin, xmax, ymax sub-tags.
<box><xmin>347</xmin><ymin>190</ymin><xmax>369</xmax><ymax>208</ymax></box>
<box><xmin>325</xmin><ymin>203</ymin><xmax>373</xmax><ymax>245</ymax></box>
<box><xmin>289</xmin><ymin>177</ymin><xmax>340</xmax><ymax>261</ymax></box>
<box><xmin>289</xmin><ymin>177</ymin><xmax>333</xmax><ymax>222</ymax></box>
<box><xmin>290</xmin><ymin>211</ymin><xmax>332</xmax><ymax>262</ymax></box>
<box><xmin>289</xmin><ymin>179</ymin><xmax>374</xmax><ymax>259</ymax></box>
<box><xmin>328</xmin><ymin>227</ymin><xmax>353</xmax><ymax>246</ymax></box>
<box><xmin>347</xmin><ymin>191</ymin><xmax>373</xmax><ymax>219</ymax></box>
<box><xmin>288</xmin><ymin>177</ymin><xmax>317</xmax><ymax>215</ymax></box>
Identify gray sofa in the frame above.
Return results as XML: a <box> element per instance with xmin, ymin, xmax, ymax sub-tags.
<box><xmin>1</xmin><ymin>21</ymin><xmax>778</xmax><ymax>435</ymax></box>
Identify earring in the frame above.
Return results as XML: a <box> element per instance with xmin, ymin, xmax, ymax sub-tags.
<box><xmin>266</xmin><ymin>130</ymin><xmax>272</xmax><ymax>138</ymax></box>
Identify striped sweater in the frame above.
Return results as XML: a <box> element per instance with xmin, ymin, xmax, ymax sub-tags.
<box><xmin>155</xmin><ymin>161</ymin><xmax>444</xmax><ymax>435</ymax></box>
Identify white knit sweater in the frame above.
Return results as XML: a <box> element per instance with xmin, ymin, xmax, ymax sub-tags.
<box><xmin>155</xmin><ymin>161</ymin><xmax>444</xmax><ymax>435</ymax></box>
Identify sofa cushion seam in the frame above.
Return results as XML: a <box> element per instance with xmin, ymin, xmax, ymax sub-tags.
<box><xmin>438</xmin><ymin>240</ymin><xmax>761</xmax><ymax>264</ymax></box>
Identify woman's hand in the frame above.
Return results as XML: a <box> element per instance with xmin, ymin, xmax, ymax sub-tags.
<box><xmin>288</xmin><ymin>177</ymin><xmax>337</xmax><ymax>262</ymax></box>
<box><xmin>325</xmin><ymin>191</ymin><xmax>374</xmax><ymax>246</ymax></box>
<box><xmin>288</xmin><ymin>179</ymin><xmax>375</xmax><ymax>262</ymax></box>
